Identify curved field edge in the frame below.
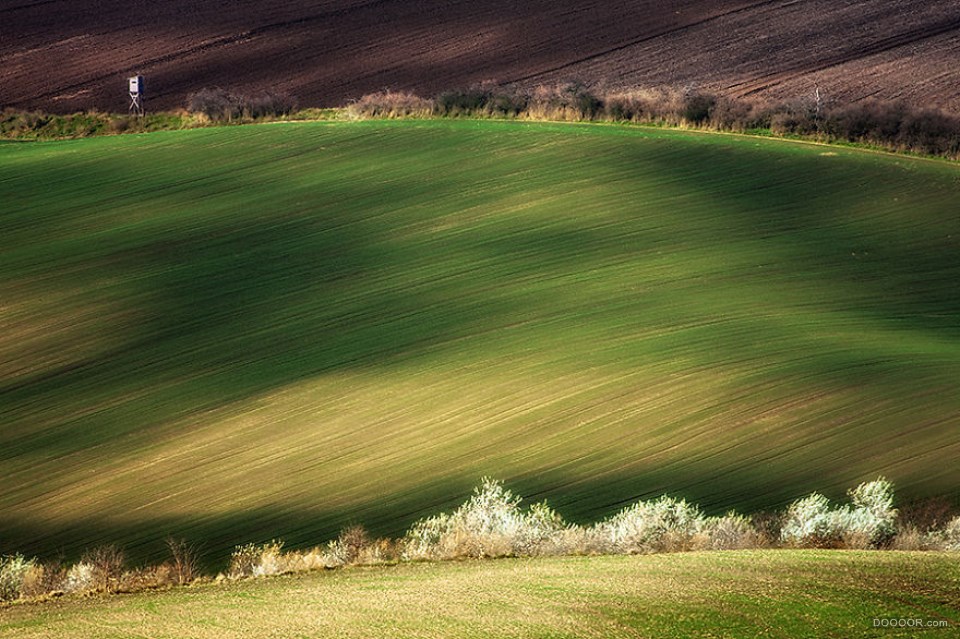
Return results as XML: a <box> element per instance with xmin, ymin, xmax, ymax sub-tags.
<box><xmin>1</xmin><ymin>119</ymin><xmax>959</xmax><ymax>564</ymax></box>
<box><xmin>2</xmin><ymin>551</ymin><xmax>959</xmax><ymax>638</ymax></box>
<box><xmin>6</xmin><ymin>109</ymin><xmax>960</xmax><ymax>166</ymax></box>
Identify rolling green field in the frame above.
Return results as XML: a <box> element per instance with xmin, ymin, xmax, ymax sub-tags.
<box><xmin>2</xmin><ymin>552</ymin><xmax>958</xmax><ymax>638</ymax></box>
<box><xmin>2</xmin><ymin>120</ymin><xmax>959</xmax><ymax>565</ymax></box>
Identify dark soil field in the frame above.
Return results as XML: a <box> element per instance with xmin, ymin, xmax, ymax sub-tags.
<box><xmin>3</xmin><ymin>0</ymin><xmax>960</xmax><ymax>113</ymax></box>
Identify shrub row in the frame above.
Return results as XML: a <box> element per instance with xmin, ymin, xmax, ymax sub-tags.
<box><xmin>0</xmin><ymin>538</ymin><xmax>199</xmax><ymax>602</ymax></box>
<box><xmin>0</xmin><ymin>109</ymin><xmax>199</xmax><ymax>140</ymax></box>
<box><xmin>185</xmin><ymin>88</ymin><xmax>297</xmax><ymax>122</ymax></box>
<box><xmin>348</xmin><ymin>84</ymin><xmax>960</xmax><ymax>159</ymax></box>
<box><xmin>2</xmin><ymin>478</ymin><xmax>958</xmax><ymax>604</ymax></box>
<box><xmin>1</xmin><ymin>87</ymin><xmax>297</xmax><ymax>139</ymax></box>
<box><xmin>6</xmin><ymin>85</ymin><xmax>958</xmax><ymax>157</ymax></box>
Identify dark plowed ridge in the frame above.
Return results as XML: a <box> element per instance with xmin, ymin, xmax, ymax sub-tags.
<box><xmin>3</xmin><ymin>1</ymin><xmax>960</xmax><ymax>114</ymax></box>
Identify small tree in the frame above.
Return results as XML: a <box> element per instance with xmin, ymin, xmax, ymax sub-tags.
<box><xmin>165</xmin><ymin>537</ymin><xmax>200</xmax><ymax>585</ymax></box>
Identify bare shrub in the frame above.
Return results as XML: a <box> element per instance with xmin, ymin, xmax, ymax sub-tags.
<box><xmin>889</xmin><ymin>525</ymin><xmax>940</xmax><ymax>551</ymax></box>
<box><xmin>186</xmin><ymin>88</ymin><xmax>242</xmax><ymax>122</ymax></box>
<box><xmin>244</xmin><ymin>91</ymin><xmax>296</xmax><ymax>119</ymax></box>
<box><xmin>19</xmin><ymin>558</ymin><xmax>67</xmax><ymax>598</ymax></box>
<box><xmin>81</xmin><ymin>545</ymin><xmax>125</xmax><ymax>592</ymax></box>
<box><xmin>229</xmin><ymin>540</ymin><xmax>287</xmax><ymax>578</ymax></box>
<box><xmin>165</xmin><ymin>537</ymin><xmax>200</xmax><ymax>585</ymax></box>
<box><xmin>708</xmin><ymin>97</ymin><xmax>772</xmax><ymax>131</ymax></box>
<box><xmin>435</xmin><ymin>88</ymin><xmax>491</xmax><ymax>117</ymax></box>
<box><xmin>898</xmin><ymin>496</ymin><xmax>955</xmax><ymax>533</ymax></box>
<box><xmin>809</xmin><ymin>100</ymin><xmax>960</xmax><ymax>157</ymax></box>
<box><xmin>680</xmin><ymin>91</ymin><xmax>717</xmax><ymax>125</ymax></box>
<box><xmin>288</xmin><ymin>547</ymin><xmax>329</xmax><ymax>572</ymax></box>
<box><xmin>430</xmin><ymin>87</ymin><xmax>528</xmax><ymax>118</ymax></box>
<box><xmin>359</xmin><ymin>537</ymin><xmax>404</xmax><ymax>564</ymax></box>
<box><xmin>325</xmin><ymin>530</ymin><xmax>402</xmax><ymax>567</ymax></box>
<box><xmin>348</xmin><ymin>90</ymin><xmax>434</xmax><ymax>118</ymax></box>
<box><xmin>750</xmin><ymin>511</ymin><xmax>783</xmax><ymax>547</ymax></box>
<box><xmin>117</xmin><ymin>564</ymin><xmax>175</xmax><ymax>592</ymax></box>
<box><xmin>601</xmin><ymin>87</ymin><xmax>685</xmax><ymax>124</ymax></box>
<box><xmin>338</xmin><ymin>525</ymin><xmax>371</xmax><ymax>564</ymax></box>
<box><xmin>525</xmin><ymin>82</ymin><xmax>602</xmax><ymax>121</ymax></box>
<box><xmin>697</xmin><ymin>512</ymin><xmax>762</xmax><ymax>550</ymax></box>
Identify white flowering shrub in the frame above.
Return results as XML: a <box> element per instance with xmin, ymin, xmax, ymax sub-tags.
<box><xmin>404</xmin><ymin>478</ymin><xmax>569</xmax><ymax>559</ymax></box>
<box><xmin>781</xmin><ymin>478</ymin><xmax>897</xmax><ymax>548</ymax></box>
<box><xmin>63</xmin><ymin>562</ymin><xmax>95</xmax><ymax>593</ymax></box>
<box><xmin>780</xmin><ymin>492</ymin><xmax>837</xmax><ymax>545</ymax></box>
<box><xmin>940</xmin><ymin>516</ymin><xmax>960</xmax><ymax>551</ymax></box>
<box><xmin>229</xmin><ymin>540</ymin><xmax>286</xmax><ymax>578</ymax></box>
<box><xmin>843</xmin><ymin>477</ymin><xmax>898</xmax><ymax>546</ymax></box>
<box><xmin>590</xmin><ymin>496</ymin><xmax>706</xmax><ymax>553</ymax></box>
<box><xmin>0</xmin><ymin>554</ymin><xmax>36</xmax><ymax>601</ymax></box>
<box><xmin>517</xmin><ymin>501</ymin><xmax>570</xmax><ymax>555</ymax></box>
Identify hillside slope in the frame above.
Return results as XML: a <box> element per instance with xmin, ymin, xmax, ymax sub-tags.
<box><xmin>3</xmin><ymin>0</ymin><xmax>960</xmax><ymax>113</ymax></box>
<box><xmin>1</xmin><ymin>121</ymin><xmax>958</xmax><ymax>563</ymax></box>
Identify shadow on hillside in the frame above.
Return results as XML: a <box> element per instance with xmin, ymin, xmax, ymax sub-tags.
<box><xmin>3</xmin><ymin>125</ymin><xmax>960</xmax><ymax>569</ymax></box>
<box><xmin>4</xmin><ymin>464</ymin><xmax>957</xmax><ymax>571</ymax></box>
<box><xmin>1</xmin><ymin>151</ymin><xmax>515</xmax><ymax>458</ymax></box>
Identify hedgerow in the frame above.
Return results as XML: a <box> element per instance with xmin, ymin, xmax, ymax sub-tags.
<box><xmin>1</xmin><ymin>477</ymin><xmax>956</xmax><ymax>605</ymax></box>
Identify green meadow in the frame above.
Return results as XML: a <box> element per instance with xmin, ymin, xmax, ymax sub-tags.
<box><xmin>2</xmin><ymin>552</ymin><xmax>958</xmax><ymax>638</ymax></box>
<box><xmin>1</xmin><ymin>120</ymin><xmax>959</xmax><ymax>564</ymax></box>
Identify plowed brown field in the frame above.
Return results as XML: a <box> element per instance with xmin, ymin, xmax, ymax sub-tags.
<box><xmin>3</xmin><ymin>0</ymin><xmax>960</xmax><ymax>113</ymax></box>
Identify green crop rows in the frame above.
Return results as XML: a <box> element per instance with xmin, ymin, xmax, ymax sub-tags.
<box><xmin>1</xmin><ymin>120</ymin><xmax>958</xmax><ymax>565</ymax></box>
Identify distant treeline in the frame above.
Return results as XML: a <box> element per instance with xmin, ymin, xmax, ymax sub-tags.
<box><xmin>3</xmin><ymin>83</ymin><xmax>960</xmax><ymax>160</ymax></box>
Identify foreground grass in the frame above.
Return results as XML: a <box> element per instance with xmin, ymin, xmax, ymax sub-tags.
<box><xmin>2</xmin><ymin>120</ymin><xmax>959</xmax><ymax>565</ymax></box>
<box><xmin>2</xmin><ymin>552</ymin><xmax>958</xmax><ymax>638</ymax></box>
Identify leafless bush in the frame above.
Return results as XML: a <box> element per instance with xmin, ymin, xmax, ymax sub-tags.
<box><xmin>165</xmin><ymin>537</ymin><xmax>201</xmax><ymax>585</ymax></box>
<box><xmin>601</xmin><ymin>87</ymin><xmax>684</xmax><ymax>124</ymax></box>
<box><xmin>338</xmin><ymin>525</ymin><xmax>371</xmax><ymax>564</ymax></box>
<box><xmin>708</xmin><ymin>97</ymin><xmax>772</xmax><ymax>131</ymax></box>
<box><xmin>750</xmin><ymin>511</ymin><xmax>784</xmax><ymax>547</ymax></box>
<box><xmin>348</xmin><ymin>90</ymin><xmax>434</xmax><ymax>118</ymax></box>
<box><xmin>19</xmin><ymin>558</ymin><xmax>67</xmax><ymax>598</ymax></box>
<box><xmin>117</xmin><ymin>564</ymin><xmax>176</xmax><ymax>592</ymax></box>
<box><xmin>244</xmin><ymin>91</ymin><xmax>297</xmax><ymax>119</ymax></box>
<box><xmin>897</xmin><ymin>497</ymin><xmax>955</xmax><ymax>533</ymax></box>
<box><xmin>696</xmin><ymin>512</ymin><xmax>763</xmax><ymax>550</ymax></box>
<box><xmin>889</xmin><ymin>525</ymin><xmax>941</xmax><ymax>551</ymax></box>
<box><xmin>523</xmin><ymin>82</ymin><xmax>602</xmax><ymax>121</ymax></box>
<box><xmin>430</xmin><ymin>87</ymin><xmax>529</xmax><ymax>118</ymax></box>
<box><xmin>63</xmin><ymin>562</ymin><xmax>95</xmax><ymax>593</ymax></box>
<box><xmin>186</xmin><ymin>88</ymin><xmax>243</xmax><ymax>122</ymax></box>
<box><xmin>229</xmin><ymin>541</ymin><xmax>283</xmax><ymax>578</ymax></box>
<box><xmin>680</xmin><ymin>91</ymin><xmax>717</xmax><ymax>125</ymax></box>
<box><xmin>81</xmin><ymin>545</ymin><xmax>125</xmax><ymax>592</ymax></box>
